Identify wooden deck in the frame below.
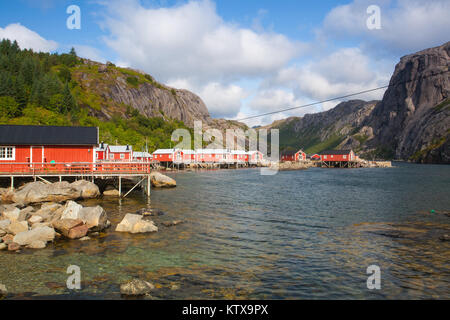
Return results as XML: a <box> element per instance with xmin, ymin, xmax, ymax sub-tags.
<box><xmin>0</xmin><ymin>162</ymin><xmax>152</xmax><ymax>177</ymax></box>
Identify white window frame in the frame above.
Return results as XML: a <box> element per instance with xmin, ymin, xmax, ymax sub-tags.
<box><xmin>0</xmin><ymin>146</ymin><xmax>15</xmax><ymax>161</ymax></box>
<box><xmin>120</xmin><ymin>153</ymin><xmax>125</xmax><ymax>160</ymax></box>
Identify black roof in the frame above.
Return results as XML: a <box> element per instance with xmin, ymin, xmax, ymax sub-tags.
<box><xmin>0</xmin><ymin>125</ymin><xmax>98</xmax><ymax>146</ymax></box>
<box><xmin>319</xmin><ymin>150</ymin><xmax>352</xmax><ymax>155</ymax></box>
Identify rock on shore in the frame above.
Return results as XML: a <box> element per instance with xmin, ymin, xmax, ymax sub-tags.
<box><xmin>150</xmin><ymin>172</ymin><xmax>176</xmax><ymax>188</ymax></box>
<box><xmin>8</xmin><ymin>180</ymin><xmax>100</xmax><ymax>205</ymax></box>
<box><xmin>116</xmin><ymin>214</ymin><xmax>158</xmax><ymax>233</ymax></box>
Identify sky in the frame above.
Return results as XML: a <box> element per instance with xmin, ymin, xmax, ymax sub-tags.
<box><xmin>0</xmin><ymin>0</ymin><xmax>449</xmax><ymax>126</ymax></box>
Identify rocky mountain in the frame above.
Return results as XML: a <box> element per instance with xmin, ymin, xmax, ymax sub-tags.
<box><xmin>73</xmin><ymin>59</ymin><xmax>246</xmax><ymax>131</ymax></box>
<box><xmin>268</xmin><ymin>41</ymin><xmax>449</xmax><ymax>163</ymax></box>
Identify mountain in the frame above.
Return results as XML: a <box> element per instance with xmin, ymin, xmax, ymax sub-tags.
<box><xmin>268</xmin><ymin>42</ymin><xmax>450</xmax><ymax>163</ymax></box>
<box><xmin>0</xmin><ymin>39</ymin><xmax>246</xmax><ymax>152</ymax></box>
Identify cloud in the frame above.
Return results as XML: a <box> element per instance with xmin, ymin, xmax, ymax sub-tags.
<box><xmin>101</xmin><ymin>0</ymin><xmax>304</xmax><ymax>84</ymax></box>
<box><xmin>0</xmin><ymin>23</ymin><xmax>58</xmax><ymax>52</ymax></box>
<box><xmin>271</xmin><ymin>47</ymin><xmax>390</xmax><ymax>102</ymax></box>
<box><xmin>168</xmin><ymin>79</ymin><xmax>248</xmax><ymax>118</ymax></box>
<box><xmin>321</xmin><ymin>0</ymin><xmax>450</xmax><ymax>54</ymax></box>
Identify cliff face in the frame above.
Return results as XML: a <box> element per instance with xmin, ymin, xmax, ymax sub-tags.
<box><xmin>267</xmin><ymin>100</ymin><xmax>377</xmax><ymax>154</ymax></box>
<box><xmin>268</xmin><ymin>42</ymin><xmax>450</xmax><ymax>163</ymax></box>
<box><xmin>73</xmin><ymin>60</ymin><xmax>211</xmax><ymax>127</ymax></box>
<box><xmin>364</xmin><ymin>42</ymin><xmax>450</xmax><ymax>163</ymax></box>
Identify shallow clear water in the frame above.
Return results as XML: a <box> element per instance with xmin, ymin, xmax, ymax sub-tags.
<box><xmin>1</xmin><ymin>162</ymin><xmax>449</xmax><ymax>299</ymax></box>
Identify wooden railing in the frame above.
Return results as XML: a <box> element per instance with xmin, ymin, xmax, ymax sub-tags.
<box><xmin>0</xmin><ymin>162</ymin><xmax>152</xmax><ymax>175</ymax></box>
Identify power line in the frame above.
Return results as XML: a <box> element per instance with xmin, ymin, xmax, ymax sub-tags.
<box><xmin>234</xmin><ymin>69</ymin><xmax>450</xmax><ymax>122</ymax></box>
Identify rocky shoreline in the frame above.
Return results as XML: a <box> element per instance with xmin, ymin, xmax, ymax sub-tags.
<box><xmin>0</xmin><ymin>171</ymin><xmax>179</xmax><ymax>252</ymax></box>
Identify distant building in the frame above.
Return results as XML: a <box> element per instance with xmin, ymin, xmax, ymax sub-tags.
<box><xmin>133</xmin><ymin>151</ymin><xmax>152</xmax><ymax>162</ymax></box>
<box><xmin>310</xmin><ymin>154</ymin><xmax>321</xmax><ymax>161</ymax></box>
<box><xmin>281</xmin><ymin>150</ymin><xmax>296</xmax><ymax>162</ymax></box>
<box><xmin>152</xmin><ymin>149</ymin><xmax>176</xmax><ymax>163</ymax></box>
<box><xmin>107</xmin><ymin>145</ymin><xmax>133</xmax><ymax>161</ymax></box>
<box><xmin>95</xmin><ymin>142</ymin><xmax>108</xmax><ymax>161</ymax></box>
<box><xmin>320</xmin><ymin>150</ymin><xmax>356</xmax><ymax>162</ymax></box>
<box><xmin>295</xmin><ymin>150</ymin><xmax>306</xmax><ymax>161</ymax></box>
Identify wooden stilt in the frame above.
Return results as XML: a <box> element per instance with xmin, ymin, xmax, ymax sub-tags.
<box><xmin>10</xmin><ymin>176</ymin><xmax>13</xmax><ymax>190</ymax></box>
<box><xmin>118</xmin><ymin>176</ymin><xmax>122</xmax><ymax>197</ymax></box>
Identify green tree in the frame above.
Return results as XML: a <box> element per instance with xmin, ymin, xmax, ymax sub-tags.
<box><xmin>62</xmin><ymin>82</ymin><xmax>78</xmax><ymax>114</ymax></box>
<box><xmin>0</xmin><ymin>96</ymin><xmax>20</xmax><ymax>117</ymax></box>
<box><xmin>58</xmin><ymin>65</ymin><xmax>71</xmax><ymax>83</ymax></box>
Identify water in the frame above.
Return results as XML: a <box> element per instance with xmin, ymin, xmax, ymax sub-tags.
<box><xmin>1</xmin><ymin>162</ymin><xmax>449</xmax><ymax>299</ymax></box>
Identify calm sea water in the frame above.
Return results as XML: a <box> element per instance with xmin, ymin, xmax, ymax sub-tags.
<box><xmin>1</xmin><ymin>162</ymin><xmax>449</xmax><ymax>299</ymax></box>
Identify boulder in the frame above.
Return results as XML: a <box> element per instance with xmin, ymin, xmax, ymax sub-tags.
<box><xmin>29</xmin><ymin>215</ymin><xmax>43</xmax><ymax>224</ymax></box>
<box><xmin>136</xmin><ymin>208</ymin><xmax>165</xmax><ymax>217</ymax></box>
<box><xmin>61</xmin><ymin>203</ymin><xmax>108</xmax><ymax>231</ymax></box>
<box><xmin>12</xmin><ymin>182</ymin><xmax>81</xmax><ymax>205</ymax></box>
<box><xmin>31</xmin><ymin>222</ymin><xmax>51</xmax><ymax>230</ymax></box>
<box><xmin>120</xmin><ymin>279</ymin><xmax>155</xmax><ymax>296</ymax></box>
<box><xmin>13</xmin><ymin>226</ymin><xmax>55</xmax><ymax>246</ymax></box>
<box><xmin>27</xmin><ymin>240</ymin><xmax>46</xmax><ymax>249</ymax></box>
<box><xmin>0</xmin><ymin>230</ymin><xmax>6</xmax><ymax>237</ymax></box>
<box><xmin>67</xmin><ymin>224</ymin><xmax>89</xmax><ymax>239</ymax></box>
<box><xmin>61</xmin><ymin>201</ymin><xmax>83</xmax><ymax>220</ymax></box>
<box><xmin>0</xmin><ymin>219</ymin><xmax>11</xmax><ymax>230</ymax></box>
<box><xmin>0</xmin><ymin>243</ymin><xmax>6</xmax><ymax>250</ymax></box>
<box><xmin>8</xmin><ymin>242</ymin><xmax>20</xmax><ymax>251</ymax></box>
<box><xmin>7</xmin><ymin>221</ymin><xmax>29</xmax><ymax>235</ymax></box>
<box><xmin>71</xmin><ymin>180</ymin><xmax>100</xmax><ymax>199</ymax></box>
<box><xmin>3</xmin><ymin>207</ymin><xmax>20</xmax><ymax>221</ymax></box>
<box><xmin>18</xmin><ymin>206</ymin><xmax>34</xmax><ymax>221</ymax></box>
<box><xmin>36</xmin><ymin>203</ymin><xmax>64</xmax><ymax>223</ymax></box>
<box><xmin>103</xmin><ymin>189</ymin><xmax>120</xmax><ymax>197</ymax></box>
<box><xmin>2</xmin><ymin>234</ymin><xmax>14</xmax><ymax>244</ymax></box>
<box><xmin>150</xmin><ymin>172</ymin><xmax>176</xmax><ymax>188</ymax></box>
<box><xmin>79</xmin><ymin>206</ymin><xmax>108</xmax><ymax>231</ymax></box>
<box><xmin>116</xmin><ymin>214</ymin><xmax>158</xmax><ymax>234</ymax></box>
<box><xmin>52</xmin><ymin>219</ymin><xmax>84</xmax><ymax>238</ymax></box>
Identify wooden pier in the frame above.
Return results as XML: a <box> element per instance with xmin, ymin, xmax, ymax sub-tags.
<box><xmin>0</xmin><ymin>162</ymin><xmax>152</xmax><ymax>198</ymax></box>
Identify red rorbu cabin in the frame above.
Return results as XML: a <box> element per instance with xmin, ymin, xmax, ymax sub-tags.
<box><xmin>295</xmin><ymin>150</ymin><xmax>306</xmax><ymax>161</ymax></box>
<box><xmin>133</xmin><ymin>151</ymin><xmax>152</xmax><ymax>162</ymax></box>
<box><xmin>152</xmin><ymin>149</ymin><xmax>175</xmax><ymax>163</ymax></box>
<box><xmin>0</xmin><ymin>125</ymin><xmax>98</xmax><ymax>171</ymax></box>
<box><xmin>95</xmin><ymin>142</ymin><xmax>109</xmax><ymax>161</ymax></box>
<box><xmin>280</xmin><ymin>150</ymin><xmax>296</xmax><ymax>162</ymax></box>
<box><xmin>310</xmin><ymin>154</ymin><xmax>321</xmax><ymax>161</ymax></box>
<box><xmin>107</xmin><ymin>145</ymin><xmax>133</xmax><ymax>161</ymax></box>
<box><xmin>248</xmin><ymin>151</ymin><xmax>264</xmax><ymax>163</ymax></box>
<box><xmin>320</xmin><ymin>150</ymin><xmax>356</xmax><ymax>162</ymax></box>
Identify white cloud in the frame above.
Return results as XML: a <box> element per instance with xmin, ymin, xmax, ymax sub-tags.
<box><xmin>101</xmin><ymin>0</ymin><xmax>304</xmax><ymax>84</ymax></box>
<box><xmin>272</xmin><ymin>47</ymin><xmax>390</xmax><ymax>102</ymax></box>
<box><xmin>322</xmin><ymin>0</ymin><xmax>450</xmax><ymax>54</ymax></box>
<box><xmin>168</xmin><ymin>79</ymin><xmax>248</xmax><ymax>118</ymax></box>
<box><xmin>0</xmin><ymin>23</ymin><xmax>58</xmax><ymax>52</ymax></box>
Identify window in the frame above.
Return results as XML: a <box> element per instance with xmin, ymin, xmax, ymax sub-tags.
<box><xmin>0</xmin><ymin>147</ymin><xmax>15</xmax><ymax>160</ymax></box>
<box><xmin>110</xmin><ymin>154</ymin><xmax>114</xmax><ymax>160</ymax></box>
<box><xmin>324</xmin><ymin>155</ymin><xmax>327</xmax><ymax>159</ymax></box>
<box><xmin>120</xmin><ymin>153</ymin><xmax>125</xmax><ymax>159</ymax></box>
<box><xmin>343</xmin><ymin>155</ymin><xmax>347</xmax><ymax>159</ymax></box>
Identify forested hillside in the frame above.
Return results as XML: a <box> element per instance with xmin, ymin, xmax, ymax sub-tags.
<box><xmin>0</xmin><ymin>39</ymin><xmax>192</xmax><ymax>152</ymax></box>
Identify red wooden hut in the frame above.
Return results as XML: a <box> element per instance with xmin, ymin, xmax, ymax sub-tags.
<box><xmin>152</xmin><ymin>149</ymin><xmax>175</xmax><ymax>163</ymax></box>
<box><xmin>0</xmin><ymin>125</ymin><xmax>98</xmax><ymax>170</ymax></box>
<box><xmin>107</xmin><ymin>145</ymin><xmax>133</xmax><ymax>161</ymax></box>
<box><xmin>320</xmin><ymin>150</ymin><xmax>355</xmax><ymax>162</ymax></box>
<box><xmin>280</xmin><ymin>150</ymin><xmax>296</xmax><ymax>162</ymax></box>
<box><xmin>295</xmin><ymin>150</ymin><xmax>306</xmax><ymax>161</ymax></box>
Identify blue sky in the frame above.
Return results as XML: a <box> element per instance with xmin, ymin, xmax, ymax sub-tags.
<box><xmin>0</xmin><ymin>0</ymin><xmax>448</xmax><ymax>126</ymax></box>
